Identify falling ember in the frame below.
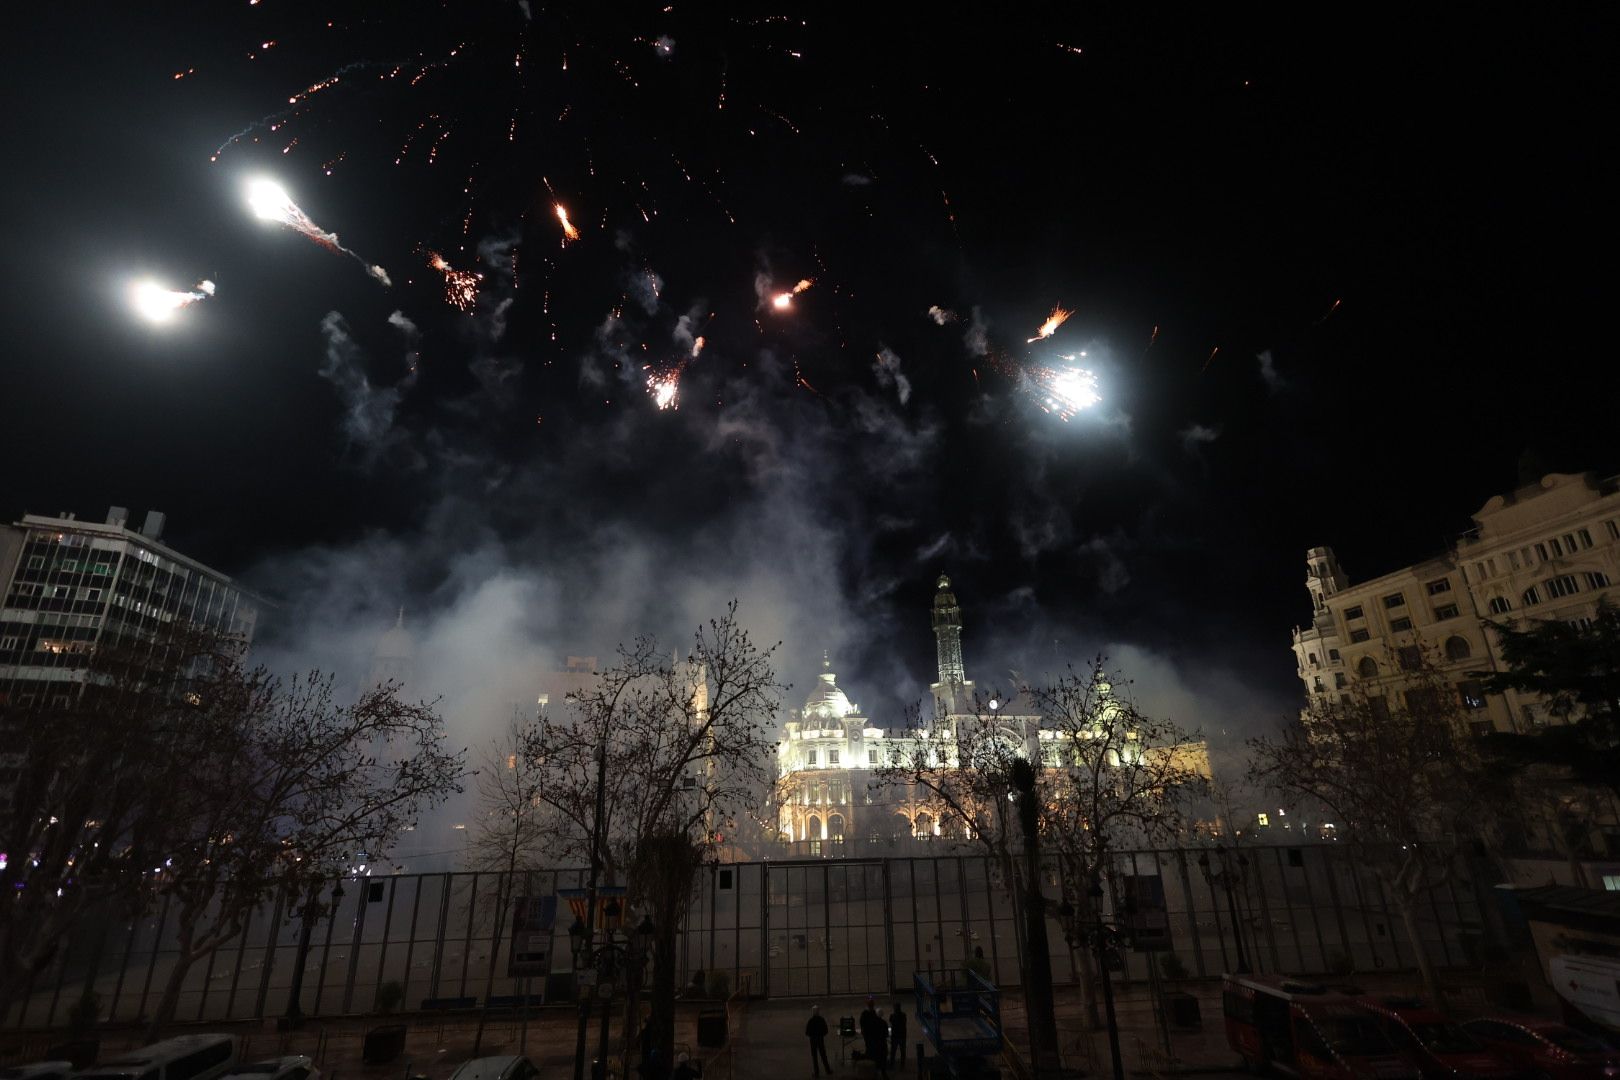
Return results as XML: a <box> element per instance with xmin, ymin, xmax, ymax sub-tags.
<box><xmin>691</xmin><ymin>335</ymin><xmax>706</xmax><ymax>358</ymax></box>
<box><xmin>1027</xmin><ymin>305</ymin><xmax>1072</xmax><ymax>342</ymax></box>
<box><xmin>771</xmin><ymin>278</ymin><xmax>813</xmax><ymax>310</ymax></box>
<box><xmin>554</xmin><ymin>202</ymin><xmax>580</xmax><ymax>243</ymax></box>
<box><xmin>245</xmin><ymin>177</ymin><xmax>391</xmax><ymax>285</ymax></box>
<box><xmin>130</xmin><ymin>278</ymin><xmax>215</xmax><ymax>324</ymax></box>
<box><xmin>428</xmin><ymin>251</ymin><xmax>481</xmax><ymax>311</ymax></box>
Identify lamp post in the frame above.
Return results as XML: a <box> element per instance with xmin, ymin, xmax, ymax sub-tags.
<box><xmin>1058</xmin><ymin>883</ymin><xmax>1125</xmax><ymax>1080</ymax></box>
<box><xmin>570</xmin><ymin>900</ymin><xmax>654</xmax><ymax>1080</ymax></box>
<box><xmin>1197</xmin><ymin>846</ymin><xmax>1251</xmax><ymax>974</ymax></box>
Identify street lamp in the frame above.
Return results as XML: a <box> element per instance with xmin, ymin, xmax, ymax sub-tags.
<box><xmin>1197</xmin><ymin>846</ymin><xmax>1251</xmax><ymax>974</ymax></box>
<box><xmin>1059</xmin><ymin>882</ymin><xmax>1126</xmax><ymax>1080</ymax></box>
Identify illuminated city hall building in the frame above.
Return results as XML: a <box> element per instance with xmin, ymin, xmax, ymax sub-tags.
<box><xmin>774</xmin><ymin>575</ymin><xmax>1210</xmax><ymax>852</ymax></box>
<box><xmin>1290</xmin><ymin>471</ymin><xmax>1620</xmax><ymax>734</ymax></box>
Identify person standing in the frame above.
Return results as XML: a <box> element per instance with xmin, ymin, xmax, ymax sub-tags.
<box><xmin>889</xmin><ymin>1001</ymin><xmax>908</xmax><ymax>1067</ymax></box>
<box><xmin>860</xmin><ymin>1001</ymin><xmax>890</xmax><ymax>1078</ymax></box>
<box><xmin>806</xmin><ymin>1004</ymin><xmax>834</xmax><ymax>1076</ymax></box>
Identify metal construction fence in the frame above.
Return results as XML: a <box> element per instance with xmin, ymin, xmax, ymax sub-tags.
<box><xmin>9</xmin><ymin>844</ymin><xmax>1498</xmax><ymax>1030</ymax></box>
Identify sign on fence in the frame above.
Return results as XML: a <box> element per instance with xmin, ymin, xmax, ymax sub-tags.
<box><xmin>508</xmin><ymin>895</ymin><xmax>558</xmax><ymax>977</ymax></box>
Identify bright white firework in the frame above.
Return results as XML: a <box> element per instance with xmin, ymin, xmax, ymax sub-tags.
<box><xmin>771</xmin><ymin>278</ymin><xmax>813</xmax><ymax>311</ymax></box>
<box><xmin>245</xmin><ymin>177</ymin><xmax>391</xmax><ymax>284</ymax></box>
<box><xmin>130</xmin><ymin>278</ymin><xmax>216</xmax><ymax>323</ymax></box>
<box><xmin>1033</xmin><ymin>357</ymin><xmax>1100</xmax><ymax>420</ymax></box>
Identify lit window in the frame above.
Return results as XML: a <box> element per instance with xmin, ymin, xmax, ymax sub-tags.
<box><xmin>1434</xmin><ymin>604</ymin><xmax>1459</xmax><ymax>620</ymax></box>
<box><xmin>1603</xmin><ymin>875</ymin><xmax>1620</xmax><ymax>892</ymax></box>
<box><xmin>1427</xmin><ymin>578</ymin><xmax>1451</xmax><ymax>595</ymax></box>
<box><xmin>1458</xmin><ymin>680</ymin><xmax>1487</xmax><ymax>709</ymax></box>
<box><xmin>1257</xmin><ymin>813</ymin><xmax>1270</xmax><ymax>827</ymax></box>
<box><xmin>1383</xmin><ymin>593</ymin><xmax>1406</xmax><ymax>609</ymax></box>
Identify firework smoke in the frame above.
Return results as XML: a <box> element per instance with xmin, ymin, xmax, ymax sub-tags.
<box><xmin>1027</xmin><ymin>304</ymin><xmax>1071</xmax><ymax>342</ymax></box>
<box><xmin>130</xmin><ymin>278</ymin><xmax>215</xmax><ymax>323</ymax></box>
<box><xmin>245</xmin><ymin>177</ymin><xmax>391</xmax><ymax>285</ymax></box>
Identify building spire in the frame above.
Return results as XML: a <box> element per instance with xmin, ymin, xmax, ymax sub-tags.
<box><xmin>822</xmin><ymin>648</ymin><xmax>830</xmax><ymax>671</ymax></box>
<box><xmin>396</xmin><ymin>605</ymin><xmax>405</xmax><ymax>629</ymax></box>
<box><xmin>932</xmin><ymin>573</ymin><xmax>966</xmax><ymax>686</ymax></box>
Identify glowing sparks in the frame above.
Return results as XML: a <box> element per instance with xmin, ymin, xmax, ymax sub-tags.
<box><xmin>771</xmin><ymin>278</ymin><xmax>813</xmax><ymax>311</ymax></box>
<box><xmin>647</xmin><ymin>369</ymin><xmax>681</xmax><ymax>409</ymax></box>
<box><xmin>428</xmin><ymin>251</ymin><xmax>481</xmax><ymax>311</ymax></box>
<box><xmin>1032</xmin><ymin>357</ymin><xmax>1100</xmax><ymax>420</ymax></box>
<box><xmin>691</xmin><ymin>335</ymin><xmax>706</xmax><ymax>358</ymax></box>
<box><xmin>554</xmin><ymin>202</ymin><xmax>581</xmax><ymax>243</ymax></box>
<box><xmin>245</xmin><ymin>177</ymin><xmax>390</xmax><ymax>284</ymax></box>
<box><xmin>1027</xmin><ymin>305</ymin><xmax>1072</xmax><ymax>343</ymax></box>
<box><xmin>130</xmin><ymin>279</ymin><xmax>215</xmax><ymax>324</ymax></box>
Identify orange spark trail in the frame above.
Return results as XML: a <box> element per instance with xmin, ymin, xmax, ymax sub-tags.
<box><xmin>1027</xmin><ymin>305</ymin><xmax>1072</xmax><ymax>342</ymax></box>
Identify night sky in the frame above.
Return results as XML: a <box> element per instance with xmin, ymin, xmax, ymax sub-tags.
<box><xmin>3</xmin><ymin>5</ymin><xmax>1616</xmax><ymax>751</ymax></box>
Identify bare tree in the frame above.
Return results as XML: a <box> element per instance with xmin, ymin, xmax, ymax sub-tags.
<box><xmin>0</xmin><ymin>623</ymin><xmax>236</xmax><ymax>1025</ymax></box>
<box><xmin>140</xmin><ymin>671</ymin><xmax>464</xmax><ymax>1035</ymax></box>
<box><xmin>879</xmin><ymin>660</ymin><xmax>1207</xmax><ymax>1029</ymax></box>
<box><xmin>520</xmin><ymin>603</ymin><xmax>783</xmax><ymax>1069</ymax></box>
<box><xmin>1248</xmin><ymin>660</ymin><xmax>1490</xmax><ymax>1007</ymax></box>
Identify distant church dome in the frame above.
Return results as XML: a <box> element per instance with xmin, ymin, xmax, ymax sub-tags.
<box><xmin>803</xmin><ymin>654</ymin><xmax>856</xmax><ymax>720</ymax></box>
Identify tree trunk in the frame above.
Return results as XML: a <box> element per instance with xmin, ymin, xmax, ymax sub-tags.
<box><xmin>650</xmin><ymin>928</ymin><xmax>678</xmax><ymax>1072</ymax></box>
<box><xmin>282</xmin><ymin>887</ymin><xmax>321</xmax><ymax>1024</ymax></box>
<box><xmin>1394</xmin><ymin>894</ymin><xmax>1443</xmax><ymax>1010</ymax></box>
<box><xmin>145</xmin><ymin>923</ymin><xmax>196</xmax><ymax>1042</ymax></box>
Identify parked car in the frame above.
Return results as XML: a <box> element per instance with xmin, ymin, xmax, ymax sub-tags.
<box><xmin>1354</xmin><ymin>997</ymin><xmax>1514</xmax><ymax>1080</ymax></box>
<box><xmin>1224</xmin><ymin>974</ymin><xmax>1420</xmax><ymax>1080</ymax></box>
<box><xmin>73</xmin><ymin>1035</ymin><xmax>239</xmax><ymax>1080</ymax></box>
<box><xmin>1459</xmin><ymin>1017</ymin><xmax>1620</xmax><ymax>1080</ymax></box>
<box><xmin>217</xmin><ymin>1057</ymin><xmax>318</xmax><ymax>1080</ymax></box>
<box><xmin>445</xmin><ymin>1058</ymin><xmax>539</xmax><ymax>1080</ymax></box>
<box><xmin>2</xmin><ymin>1062</ymin><xmax>75</xmax><ymax>1080</ymax></box>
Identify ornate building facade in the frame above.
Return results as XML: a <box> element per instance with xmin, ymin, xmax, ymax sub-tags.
<box><xmin>1290</xmin><ymin>471</ymin><xmax>1620</xmax><ymax>734</ymax></box>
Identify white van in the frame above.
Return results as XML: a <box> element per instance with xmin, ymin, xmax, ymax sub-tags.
<box><xmin>75</xmin><ymin>1035</ymin><xmax>239</xmax><ymax>1080</ymax></box>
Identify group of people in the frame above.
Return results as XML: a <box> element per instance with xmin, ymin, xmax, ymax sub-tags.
<box><xmin>804</xmin><ymin>998</ymin><xmax>909</xmax><ymax>1078</ymax></box>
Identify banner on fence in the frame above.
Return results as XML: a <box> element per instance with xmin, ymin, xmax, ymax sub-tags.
<box><xmin>508</xmin><ymin>895</ymin><xmax>558</xmax><ymax>977</ymax></box>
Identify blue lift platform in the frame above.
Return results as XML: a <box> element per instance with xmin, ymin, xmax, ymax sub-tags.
<box><xmin>913</xmin><ymin>968</ymin><xmax>1004</xmax><ymax>1079</ymax></box>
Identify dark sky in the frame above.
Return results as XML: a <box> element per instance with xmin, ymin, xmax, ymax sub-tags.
<box><xmin>3</xmin><ymin>4</ymin><xmax>1615</xmax><ymax>744</ymax></box>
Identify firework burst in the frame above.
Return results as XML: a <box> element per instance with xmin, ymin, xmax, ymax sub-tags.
<box><xmin>1027</xmin><ymin>304</ymin><xmax>1072</xmax><ymax>342</ymax></box>
<box><xmin>427</xmin><ymin>251</ymin><xmax>481</xmax><ymax>311</ymax></box>
<box><xmin>245</xmin><ymin>177</ymin><xmax>390</xmax><ymax>284</ymax></box>
<box><xmin>129</xmin><ymin>278</ymin><xmax>215</xmax><ymax>324</ymax></box>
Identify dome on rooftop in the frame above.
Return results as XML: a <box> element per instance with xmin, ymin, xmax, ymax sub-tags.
<box><xmin>804</xmin><ymin>671</ymin><xmax>854</xmax><ymax>721</ymax></box>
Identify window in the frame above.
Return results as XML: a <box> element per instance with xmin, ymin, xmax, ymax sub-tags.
<box><xmin>1344</xmin><ymin>605</ymin><xmax>1364</xmax><ymax>620</ymax></box>
<box><xmin>1586</xmin><ymin>571</ymin><xmax>1610</xmax><ymax>589</ymax></box>
<box><xmin>1564</xmin><ymin>534</ymin><xmax>1578</xmax><ymax>553</ymax></box>
<box><xmin>1444</xmin><ymin>636</ymin><xmax>1472</xmax><ymax>661</ymax></box>
<box><xmin>1536</xmin><ymin>542</ymin><xmax>1550</xmax><ymax>561</ymax></box>
<box><xmin>1339</xmin><ymin>694</ymin><xmax>1352</xmax><ymax>706</ymax></box>
<box><xmin>868</xmin><ymin>748</ymin><xmax>878</xmax><ymax>764</ymax></box>
<box><xmin>1390</xmin><ymin>616</ymin><xmax>1413</xmax><ymax>632</ymax></box>
<box><xmin>1459</xmin><ymin>680</ymin><xmax>1487</xmax><ymax>709</ymax></box>
<box><xmin>1405</xmin><ymin>687</ymin><xmax>1443</xmax><ymax>713</ymax></box>
<box><xmin>1569</xmin><ymin>616</ymin><xmax>1597</xmax><ymax>631</ymax></box>
<box><xmin>1257</xmin><ymin>812</ymin><xmax>1270</xmax><ymax>827</ymax></box>
<box><xmin>26</xmin><ymin>556</ymin><xmax>43</xmax><ymax>570</ymax></box>
<box><xmin>1383</xmin><ymin>592</ymin><xmax>1406</xmax><ymax>609</ymax></box>
<box><xmin>1603</xmin><ymin>875</ymin><xmax>1620</xmax><ymax>892</ymax></box>
<box><xmin>1434</xmin><ymin>603</ymin><xmax>1459</xmax><ymax>620</ymax></box>
<box><xmin>1334</xmin><ymin>672</ymin><xmax>1347</xmax><ymax>689</ymax></box>
<box><xmin>1522</xmin><ymin>586</ymin><xmax>1542</xmax><ymax>606</ymax></box>
<box><xmin>1397</xmin><ymin>645</ymin><xmax>1423</xmax><ymax>671</ymax></box>
<box><xmin>1357</xmin><ymin>657</ymin><xmax>1379</xmax><ymax>678</ymax></box>
<box><xmin>1328</xmin><ymin>648</ymin><xmax>1341</xmax><ymax>662</ymax></box>
<box><xmin>1546</xmin><ymin>574</ymin><xmax>1579</xmax><ymax>599</ymax></box>
<box><xmin>85</xmin><ymin>588</ymin><xmax>102</xmax><ymax>601</ymax></box>
<box><xmin>1549</xmin><ymin>537</ymin><xmax>1564</xmax><ymax>557</ymax></box>
<box><xmin>1308</xmin><ymin>651</ymin><xmax>1319</xmax><ymax>667</ymax></box>
<box><xmin>1426</xmin><ymin>578</ymin><xmax>1451</xmax><ymax>595</ymax></box>
<box><xmin>828</xmin><ymin>749</ymin><xmax>840</xmax><ymax>765</ymax></box>
<box><xmin>806</xmin><ymin>749</ymin><xmax>818</xmax><ymax>766</ymax></box>
<box><xmin>1578</xmin><ymin>529</ymin><xmax>1594</xmax><ymax>549</ymax></box>
<box><xmin>1609</xmin><ymin>521</ymin><xmax>1620</xmax><ymax>541</ymax></box>
<box><xmin>1313</xmin><ymin>676</ymin><xmax>1324</xmax><ymax>692</ymax></box>
<box><xmin>1488</xmin><ymin>596</ymin><xmax>1512</xmax><ymax>615</ymax></box>
<box><xmin>1350</xmin><ymin>628</ymin><xmax>1371</xmax><ymax>643</ymax></box>
<box><xmin>0</xmin><ymin>636</ymin><xmax>17</xmax><ymax>651</ymax></box>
